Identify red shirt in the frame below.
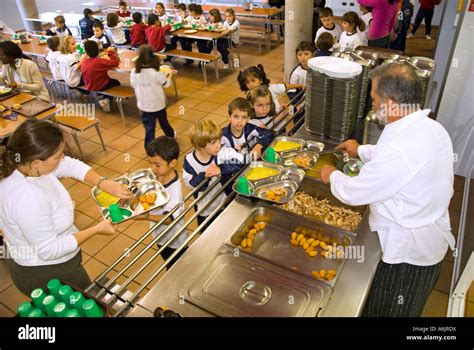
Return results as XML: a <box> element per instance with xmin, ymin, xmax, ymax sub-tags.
<box><xmin>420</xmin><ymin>0</ymin><xmax>441</xmax><ymax>10</ymax></box>
<box><xmin>116</xmin><ymin>10</ymin><xmax>131</xmax><ymax>18</ymax></box>
<box><xmin>145</xmin><ymin>24</ymin><xmax>171</xmax><ymax>52</ymax></box>
<box><xmin>131</xmin><ymin>23</ymin><xmax>147</xmax><ymax>46</ymax></box>
<box><xmin>80</xmin><ymin>50</ymin><xmax>119</xmax><ymax>91</ymax></box>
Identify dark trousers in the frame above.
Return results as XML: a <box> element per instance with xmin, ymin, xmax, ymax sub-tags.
<box><xmin>6</xmin><ymin>250</ymin><xmax>91</xmax><ymax>296</ymax></box>
<box><xmin>168</xmin><ymin>36</ymin><xmax>187</xmax><ymax>50</ymax></box>
<box><xmin>159</xmin><ymin>246</ymin><xmax>188</xmax><ymax>270</ymax></box>
<box><xmin>368</xmin><ymin>35</ymin><xmax>390</xmax><ymax>49</ymax></box>
<box><xmin>391</xmin><ymin>3</ymin><xmax>414</xmax><ymax>52</ymax></box>
<box><xmin>141</xmin><ymin>109</ymin><xmax>175</xmax><ymax>149</ymax></box>
<box><xmin>411</xmin><ymin>8</ymin><xmax>434</xmax><ymax>35</ymax></box>
<box><xmin>99</xmin><ymin>78</ymin><xmax>121</xmax><ymax>100</ymax></box>
<box><xmin>362</xmin><ymin>260</ymin><xmax>442</xmax><ymax>317</ymax></box>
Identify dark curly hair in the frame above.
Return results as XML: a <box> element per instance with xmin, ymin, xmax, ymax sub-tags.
<box><xmin>237</xmin><ymin>64</ymin><xmax>270</xmax><ymax>92</ymax></box>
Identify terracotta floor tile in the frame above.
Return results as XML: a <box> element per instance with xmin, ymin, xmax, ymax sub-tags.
<box><xmin>206</xmin><ymin>93</ymin><xmax>236</xmax><ymax>105</ymax></box>
<box><xmin>86</xmin><ymin>149</ymin><xmax>122</xmax><ymax>167</ymax></box>
<box><xmin>189</xmin><ymin>90</ymin><xmax>217</xmax><ymax>100</ymax></box>
<box><xmin>102</xmin><ymin>153</ymin><xmax>142</xmax><ymax>174</ymax></box>
<box><xmin>169</xmin><ymin>119</ymin><xmax>194</xmax><ymax>134</ymax></box>
<box><xmin>74</xmin><ymin>212</ymin><xmax>97</xmax><ymax>231</ymax></box>
<box><xmin>107</xmin><ymin>134</ymin><xmax>141</xmax><ymax>153</ymax></box>
<box><xmin>0</xmin><ymin>261</ymin><xmax>13</xmax><ymax>293</ymax></box>
<box><xmin>126</xmin><ymin>124</ymin><xmax>146</xmax><ymax>139</ymax></box>
<box><xmin>434</xmin><ymin>260</ymin><xmax>454</xmax><ymax>294</ymax></box>
<box><xmin>107</xmin><ymin>120</ymin><xmax>141</xmax><ymax>134</ymax></box>
<box><xmin>422</xmin><ymin>290</ymin><xmax>448</xmax><ymax>317</ymax></box>
<box><xmin>0</xmin><ymin>284</ymin><xmax>30</xmax><ymax>310</ymax></box>
<box><xmin>173</xmin><ymin>109</ymin><xmax>207</xmax><ymax>122</ymax></box>
<box><xmin>59</xmin><ymin>177</ymin><xmax>78</xmax><ymax>189</ymax></box>
<box><xmin>94</xmin><ymin>166</ymin><xmax>122</xmax><ymax>180</ymax></box>
<box><xmin>174</xmin><ymin>96</ymin><xmax>204</xmax><ymax>109</ymax></box>
<box><xmin>83</xmin><ymin>257</ymin><xmax>110</xmax><ymax>281</ymax></box>
<box><xmin>122</xmin><ymin>220</ymin><xmax>156</xmax><ymax>244</ymax></box>
<box><xmin>69</xmin><ymin>181</ymin><xmax>94</xmax><ymax>206</ymax></box>
<box><xmin>125</xmin><ymin>141</ymin><xmax>147</xmax><ymax>158</ymax></box>
<box><xmin>0</xmin><ymin>303</ymin><xmax>15</xmax><ymax>316</ymax></box>
<box><xmin>89</xmin><ymin>128</ymin><xmax>123</xmax><ymax>145</ymax></box>
<box><xmin>94</xmin><ymin>234</ymin><xmax>137</xmax><ymax>267</ymax></box>
<box><xmin>80</xmin><ymin>232</ymin><xmax>116</xmax><ymax>256</ymax></box>
<box><xmin>193</xmin><ymin>101</ymin><xmax>222</xmax><ymax>113</ymax></box>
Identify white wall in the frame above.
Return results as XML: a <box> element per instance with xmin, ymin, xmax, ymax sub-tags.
<box><xmin>436</xmin><ymin>4</ymin><xmax>474</xmax><ymax>178</ymax></box>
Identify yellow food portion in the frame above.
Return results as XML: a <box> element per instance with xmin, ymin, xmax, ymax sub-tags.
<box><xmin>265</xmin><ymin>187</ymin><xmax>287</xmax><ymax>202</ymax></box>
<box><xmin>273</xmin><ymin>140</ymin><xmax>301</xmax><ymax>152</ymax></box>
<box><xmin>96</xmin><ymin>191</ymin><xmax>120</xmax><ymax>207</ymax></box>
<box><xmin>305</xmin><ymin>153</ymin><xmax>338</xmax><ymax>179</ymax></box>
<box><xmin>246</xmin><ymin>167</ymin><xmax>280</xmax><ymax>181</ymax></box>
<box><xmin>239</xmin><ymin>221</ymin><xmax>267</xmax><ymax>251</ymax></box>
<box><xmin>139</xmin><ymin>192</ymin><xmax>157</xmax><ymax>210</ymax></box>
<box><xmin>312</xmin><ymin>269</ymin><xmax>337</xmax><ymax>281</ymax></box>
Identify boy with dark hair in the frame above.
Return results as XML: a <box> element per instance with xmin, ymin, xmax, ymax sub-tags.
<box><xmin>131</xmin><ymin>12</ymin><xmax>147</xmax><ymax>47</ymax></box>
<box><xmin>288</xmin><ymin>41</ymin><xmax>314</xmax><ymax>104</ymax></box>
<box><xmin>117</xmin><ymin>1</ymin><xmax>131</xmax><ymax>18</ymax></box>
<box><xmin>314</xmin><ymin>7</ymin><xmax>342</xmax><ymax>44</ymax></box>
<box><xmin>133</xmin><ymin>136</ymin><xmax>188</xmax><ymax>269</ymax></box>
<box><xmin>145</xmin><ymin>13</ymin><xmax>171</xmax><ymax>52</ymax></box>
<box><xmin>90</xmin><ymin>21</ymin><xmax>111</xmax><ymax>49</ymax></box>
<box><xmin>45</xmin><ymin>36</ymin><xmax>62</xmax><ymax>80</ymax></box>
<box><xmin>316</xmin><ymin>32</ymin><xmax>335</xmax><ymax>56</ymax></box>
<box><xmin>81</xmin><ymin>41</ymin><xmax>120</xmax><ymax>111</ymax></box>
<box><xmin>46</xmin><ymin>15</ymin><xmax>73</xmax><ymax>39</ymax></box>
<box><xmin>79</xmin><ymin>8</ymin><xmax>100</xmax><ymax>39</ymax></box>
<box><xmin>222</xmin><ymin>97</ymin><xmax>274</xmax><ymax>159</ymax></box>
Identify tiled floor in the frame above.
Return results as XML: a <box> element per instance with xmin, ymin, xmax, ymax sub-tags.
<box><xmin>0</xmin><ymin>25</ymin><xmax>471</xmax><ymax>317</ymax></box>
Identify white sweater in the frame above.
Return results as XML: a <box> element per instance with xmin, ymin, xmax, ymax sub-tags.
<box><xmin>57</xmin><ymin>53</ymin><xmax>82</xmax><ymax>87</ymax></box>
<box><xmin>0</xmin><ymin>157</ymin><xmax>91</xmax><ymax>266</ymax></box>
<box><xmin>46</xmin><ymin>50</ymin><xmax>63</xmax><ymax>81</ymax></box>
<box><xmin>130</xmin><ymin>67</ymin><xmax>171</xmax><ymax>112</ymax></box>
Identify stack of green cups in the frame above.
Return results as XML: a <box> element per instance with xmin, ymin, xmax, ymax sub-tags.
<box><xmin>53</xmin><ymin>302</ymin><xmax>69</xmax><ymax>317</ymax></box>
<box><xmin>47</xmin><ymin>279</ymin><xmax>62</xmax><ymax>300</ymax></box>
<box><xmin>70</xmin><ymin>292</ymin><xmax>86</xmax><ymax>316</ymax></box>
<box><xmin>17</xmin><ymin>302</ymin><xmax>33</xmax><ymax>317</ymax></box>
<box><xmin>30</xmin><ymin>288</ymin><xmax>46</xmax><ymax>313</ymax></box>
<box><xmin>58</xmin><ymin>285</ymin><xmax>74</xmax><ymax>306</ymax></box>
<box><xmin>42</xmin><ymin>295</ymin><xmax>57</xmax><ymax>317</ymax></box>
<box><xmin>82</xmin><ymin>299</ymin><xmax>104</xmax><ymax>317</ymax></box>
<box><xmin>64</xmin><ymin>309</ymin><xmax>81</xmax><ymax>317</ymax></box>
<box><xmin>28</xmin><ymin>309</ymin><xmax>45</xmax><ymax>317</ymax></box>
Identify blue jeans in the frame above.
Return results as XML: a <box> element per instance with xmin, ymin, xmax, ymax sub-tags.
<box><xmin>411</xmin><ymin>8</ymin><xmax>434</xmax><ymax>35</ymax></box>
<box><xmin>141</xmin><ymin>109</ymin><xmax>174</xmax><ymax>149</ymax></box>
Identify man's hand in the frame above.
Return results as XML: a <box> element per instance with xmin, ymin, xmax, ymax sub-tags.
<box><xmin>335</xmin><ymin>139</ymin><xmax>360</xmax><ymax>158</ymax></box>
<box><xmin>205</xmin><ymin>163</ymin><xmax>221</xmax><ymax>178</ymax></box>
<box><xmin>320</xmin><ymin>165</ymin><xmax>337</xmax><ymax>184</ymax></box>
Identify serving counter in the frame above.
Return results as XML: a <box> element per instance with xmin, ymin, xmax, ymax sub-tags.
<box><xmin>125</xmin><ymin>130</ymin><xmax>382</xmax><ymax>317</ymax></box>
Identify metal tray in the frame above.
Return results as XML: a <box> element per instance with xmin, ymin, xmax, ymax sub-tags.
<box><xmin>232</xmin><ymin>162</ymin><xmax>305</xmax><ymax>204</ymax></box>
<box><xmin>225</xmin><ymin>205</ymin><xmax>356</xmax><ymax>287</ymax></box>
<box><xmin>0</xmin><ymin>89</ymin><xmax>19</xmax><ymax>101</ymax></box>
<box><xmin>304</xmin><ymin>150</ymin><xmax>347</xmax><ymax>181</ymax></box>
<box><xmin>91</xmin><ymin>168</ymin><xmax>170</xmax><ymax>223</ymax></box>
<box><xmin>261</xmin><ymin>136</ymin><xmax>325</xmax><ymax>165</ymax></box>
<box><xmin>185</xmin><ymin>246</ymin><xmax>331</xmax><ymax>317</ymax></box>
<box><xmin>11</xmin><ymin>98</ymin><xmax>55</xmax><ymax>117</ymax></box>
<box><xmin>282</xmin><ymin>150</ymin><xmax>319</xmax><ymax>170</ymax></box>
<box><xmin>254</xmin><ymin>180</ymin><xmax>299</xmax><ymax>204</ymax></box>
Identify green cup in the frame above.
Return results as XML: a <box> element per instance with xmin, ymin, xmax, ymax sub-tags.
<box><xmin>42</xmin><ymin>295</ymin><xmax>57</xmax><ymax>317</ymax></box>
<box><xmin>69</xmin><ymin>292</ymin><xmax>86</xmax><ymax>315</ymax></box>
<box><xmin>236</xmin><ymin>177</ymin><xmax>251</xmax><ymax>195</ymax></box>
<box><xmin>192</xmin><ymin>23</ymin><xmax>197</xmax><ymax>29</ymax></box>
<box><xmin>17</xmin><ymin>302</ymin><xmax>33</xmax><ymax>317</ymax></box>
<box><xmin>58</xmin><ymin>285</ymin><xmax>74</xmax><ymax>306</ymax></box>
<box><xmin>64</xmin><ymin>309</ymin><xmax>81</xmax><ymax>318</ymax></box>
<box><xmin>82</xmin><ymin>299</ymin><xmax>105</xmax><ymax>317</ymax></box>
<box><xmin>30</xmin><ymin>288</ymin><xmax>46</xmax><ymax>312</ymax></box>
<box><xmin>53</xmin><ymin>302</ymin><xmax>69</xmax><ymax>317</ymax></box>
<box><xmin>47</xmin><ymin>279</ymin><xmax>62</xmax><ymax>300</ymax></box>
<box><xmin>28</xmin><ymin>309</ymin><xmax>45</xmax><ymax>317</ymax></box>
<box><xmin>109</xmin><ymin>203</ymin><xmax>124</xmax><ymax>223</ymax></box>
<box><xmin>265</xmin><ymin>147</ymin><xmax>276</xmax><ymax>163</ymax></box>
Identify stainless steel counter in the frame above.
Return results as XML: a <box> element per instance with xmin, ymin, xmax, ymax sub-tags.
<box><xmin>127</xmin><ymin>129</ymin><xmax>382</xmax><ymax>317</ymax></box>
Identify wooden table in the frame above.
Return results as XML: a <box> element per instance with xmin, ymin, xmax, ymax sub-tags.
<box><xmin>0</xmin><ymin>93</ymin><xmax>57</xmax><ymax>140</ymax></box>
<box><xmin>116</xmin><ymin>50</ymin><xmax>166</xmax><ymax>73</ymax></box>
<box><xmin>24</xmin><ymin>12</ymin><xmax>84</xmax><ymax>37</ymax></box>
<box><xmin>81</xmin><ymin>1</ymin><xmax>282</xmax><ymax>18</ymax></box>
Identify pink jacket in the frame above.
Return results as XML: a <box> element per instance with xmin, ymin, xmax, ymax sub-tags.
<box><xmin>358</xmin><ymin>0</ymin><xmax>400</xmax><ymax>40</ymax></box>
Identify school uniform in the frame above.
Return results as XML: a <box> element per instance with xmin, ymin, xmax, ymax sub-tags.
<box><xmin>108</xmin><ymin>22</ymin><xmax>127</xmax><ymax>45</ymax></box>
<box><xmin>45</xmin><ymin>50</ymin><xmax>63</xmax><ymax>81</ymax></box>
<box><xmin>183</xmin><ymin>15</ymin><xmax>208</xmax><ymax>54</ymax></box>
<box><xmin>46</xmin><ymin>25</ymin><xmax>73</xmax><ymax>39</ymax></box>
<box><xmin>145</xmin><ymin>24</ymin><xmax>171</xmax><ymax>52</ymax></box>
<box><xmin>183</xmin><ymin>148</ymin><xmax>244</xmax><ymax>226</ymax></box>
<box><xmin>338</xmin><ymin>31</ymin><xmax>366</xmax><ymax>50</ymax></box>
<box><xmin>269</xmin><ymin>83</ymin><xmax>286</xmax><ymax>114</ymax></box>
<box><xmin>221</xmin><ymin>123</ymin><xmax>274</xmax><ymax>152</ymax></box>
<box><xmin>149</xmin><ymin>171</ymin><xmax>188</xmax><ymax>269</ymax></box>
<box><xmin>314</xmin><ymin>23</ymin><xmax>342</xmax><ymax>45</ymax></box>
<box><xmin>79</xmin><ymin>16</ymin><xmax>100</xmax><ymax>39</ymax></box>
<box><xmin>215</xmin><ymin>19</ymin><xmax>240</xmax><ymax>64</ymax></box>
<box><xmin>131</xmin><ymin>23</ymin><xmax>147</xmax><ymax>47</ymax></box>
<box><xmin>288</xmin><ymin>64</ymin><xmax>307</xmax><ymax>103</ymax></box>
<box><xmin>89</xmin><ymin>34</ymin><xmax>112</xmax><ymax>49</ymax></box>
<box><xmin>57</xmin><ymin>53</ymin><xmax>82</xmax><ymax>87</ymax></box>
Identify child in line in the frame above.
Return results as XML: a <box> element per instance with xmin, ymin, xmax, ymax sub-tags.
<box><xmin>183</xmin><ymin>120</ymin><xmax>243</xmax><ymax>228</ymax></box>
<box><xmin>238</xmin><ymin>64</ymin><xmax>304</xmax><ymax>114</ymax></box>
<box><xmin>107</xmin><ymin>12</ymin><xmax>129</xmax><ymax>45</ymax></box>
<box><xmin>247</xmin><ymin>86</ymin><xmax>279</xmax><ymax>129</ymax></box>
<box><xmin>90</xmin><ymin>21</ymin><xmax>111</xmax><ymax>49</ymax></box>
<box><xmin>288</xmin><ymin>41</ymin><xmax>314</xmax><ymax>104</ymax></box>
<box><xmin>80</xmin><ymin>40</ymin><xmax>120</xmax><ymax>112</ymax></box>
<box><xmin>314</xmin><ymin>7</ymin><xmax>342</xmax><ymax>45</ymax></box>
<box><xmin>130</xmin><ymin>44</ymin><xmax>175</xmax><ymax>149</ymax></box>
<box><xmin>134</xmin><ymin>136</ymin><xmax>187</xmax><ymax>269</ymax></box>
<box><xmin>155</xmin><ymin>2</ymin><xmax>169</xmax><ymax>25</ymax></box>
<box><xmin>145</xmin><ymin>13</ymin><xmax>171</xmax><ymax>53</ymax></box>
<box><xmin>222</xmin><ymin>97</ymin><xmax>274</xmax><ymax>160</ymax></box>
<box><xmin>130</xmin><ymin>12</ymin><xmax>147</xmax><ymax>47</ymax></box>
<box><xmin>46</xmin><ymin>15</ymin><xmax>73</xmax><ymax>39</ymax></box>
<box><xmin>315</xmin><ymin>32</ymin><xmax>335</xmax><ymax>57</ymax></box>
<box><xmin>116</xmin><ymin>1</ymin><xmax>131</xmax><ymax>18</ymax></box>
<box><xmin>79</xmin><ymin>8</ymin><xmax>100</xmax><ymax>39</ymax></box>
<box><xmin>168</xmin><ymin>3</ymin><xmax>187</xmax><ymax>51</ymax></box>
<box><xmin>57</xmin><ymin>35</ymin><xmax>84</xmax><ymax>89</ymax></box>
<box><xmin>338</xmin><ymin>11</ymin><xmax>367</xmax><ymax>50</ymax></box>
<box><xmin>45</xmin><ymin>36</ymin><xmax>63</xmax><ymax>81</ymax></box>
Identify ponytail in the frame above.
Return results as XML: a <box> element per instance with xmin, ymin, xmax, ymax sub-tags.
<box><xmin>342</xmin><ymin>11</ymin><xmax>365</xmax><ymax>32</ymax></box>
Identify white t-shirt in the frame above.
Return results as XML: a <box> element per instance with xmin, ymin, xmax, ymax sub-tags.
<box><xmin>150</xmin><ymin>171</ymin><xmax>187</xmax><ymax>249</ymax></box>
<box><xmin>130</xmin><ymin>67</ymin><xmax>171</xmax><ymax>112</ymax></box>
<box><xmin>108</xmin><ymin>22</ymin><xmax>127</xmax><ymax>44</ymax></box>
<box><xmin>269</xmin><ymin>83</ymin><xmax>286</xmax><ymax>113</ymax></box>
<box><xmin>158</xmin><ymin>13</ymin><xmax>169</xmax><ymax>25</ymax></box>
<box><xmin>338</xmin><ymin>31</ymin><xmax>366</xmax><ymax>50</ymax></box>
<box><xmin>223</xmin><ymin>19</ymin><xmax>240</xmax><ymax>44</ymax></box>
<box><xmin>288</xmin><ymin>65</ymin><xmax>307</xmax><ymax>92</ymax></box>
<box><xmin>46</xmin><ymin>50</ymin><xmax>63</xmax><ymax>81</ymax></box>
<box><xmin>315</xmin><ymin>24</ymin><xmax>342</xmax><ymax>45</ymax></box>
<box><xmin>0</xmin><ymin>157</ymin><xmax>91</xmax><ymax>266</ymax></box>
<box><xmin>56</xmin><ymin>53</ymin><xmax>82</xmax><ymax>87</ymax></box>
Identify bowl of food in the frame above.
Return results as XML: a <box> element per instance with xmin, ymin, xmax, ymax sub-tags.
<box><xmin>0</xmin><ymin>87</ymin><xmax>12</xmax><ymax>97</ymax></box>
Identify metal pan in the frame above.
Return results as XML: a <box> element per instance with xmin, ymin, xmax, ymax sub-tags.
<box><xmin>282</xmin><ymin>150</ymin><xmax>319</xmax><ymax>170</ymax></box>
<box><xmin>254</xmin><ymin>180</ymin><xmax>299</xmax><ymax>204</ymax></box>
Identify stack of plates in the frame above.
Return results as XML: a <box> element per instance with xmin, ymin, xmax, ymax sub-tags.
<box><xmin>305</xmin><ymin>69</ymin><xmax>333</xmax><ymax>136</ymax></box>
<box><xmin>416</xmin><ymin>70</ymin><xmax>433</xmax><ymax>109</ymax></box>
<box><xmin>356</xmin><ymin>59</ymin><xmax>376</xmax><ymax>119</ymax></box>
<box><xmin>330</xmin><ymin>75</ymin><xmax>362</xmax><ymax>141</ymax></box>
<box><xmin>362</xmin><ymin>110</ymin><xmax>384</xmax><ymax>145</ymax></box>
